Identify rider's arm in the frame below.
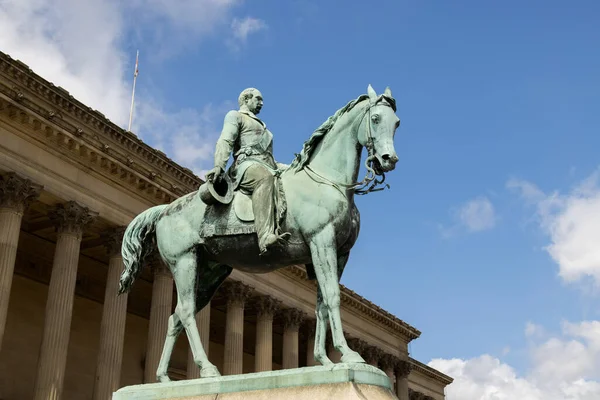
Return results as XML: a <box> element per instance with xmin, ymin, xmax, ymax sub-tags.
<box><xmin>213</xmin><ymin>110</ymin><xmax>240</xmax><ymax>171</ymax></box>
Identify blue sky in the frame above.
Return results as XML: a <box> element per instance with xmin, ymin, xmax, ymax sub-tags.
<box><xmin>2</xmin><ymin>0</ymin><xmax>599</xmax><ymax>398</ymax></box>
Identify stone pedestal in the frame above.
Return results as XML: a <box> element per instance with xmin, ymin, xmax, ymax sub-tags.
<box><xmin>113</xmin><ymin>363</ymin><xmax>397</xmax><ymax>400</ymax></box>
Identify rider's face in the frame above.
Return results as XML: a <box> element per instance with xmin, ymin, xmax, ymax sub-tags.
<box><xmin>247</xmin><ymin>93</ymin><xmax>263</xmax><ymax>114</ymax></box>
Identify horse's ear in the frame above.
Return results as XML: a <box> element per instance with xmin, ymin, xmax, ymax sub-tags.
<box><xmin>384</xmin><ymin>86</ymin><xmax>392</xmax><ymax>98</ymax></box>
<box><xmin>367</xmin><ymin>84</ymin><xmax>377</xmax><ymax>103</ymax></box>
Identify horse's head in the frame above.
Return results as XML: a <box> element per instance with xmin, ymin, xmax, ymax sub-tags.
<box><xmin>358</xmin><ymin>85</ymin><xmax>400</xmax><ymax>174</ymax></box>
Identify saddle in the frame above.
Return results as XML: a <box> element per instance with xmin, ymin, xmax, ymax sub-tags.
<box><xmin>198</xmin><ymin>179</ymin><xmax>287</xmax><ymax>239</ymax></box>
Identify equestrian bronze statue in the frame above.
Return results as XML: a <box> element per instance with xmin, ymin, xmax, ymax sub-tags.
<box><xmin>118</xmin><ymin>85</ymin><xmax>401</xmax><ymax>382</ymax></box>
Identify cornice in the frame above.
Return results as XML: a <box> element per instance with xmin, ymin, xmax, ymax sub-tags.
<box><xmin>409</xmin><ymin>357</ymin><xmax>453</xmax><ymax>386</ymax></box>
<box><xmin>0</xmin><ymin>51</ymin><xmax>203</xmax><ymax>197</ymax></box>
<box><xmin>282</xmin><ymin>265</ymin><xmax>421</xmax><ymax>342</ymax></box>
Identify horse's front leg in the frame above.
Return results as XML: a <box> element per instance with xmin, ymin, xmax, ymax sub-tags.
<box><xmin>309</xmin><ymin>227</ymin><xmax>365</xmax><ymax>364</ymax></box>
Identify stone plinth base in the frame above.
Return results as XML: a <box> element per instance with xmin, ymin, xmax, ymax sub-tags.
<box><xmin>113</xmin><ymin>363</ymin><xmax>397</xmax><ymax>400</ymax></box>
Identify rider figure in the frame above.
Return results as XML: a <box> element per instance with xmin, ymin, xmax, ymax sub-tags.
<box><xmin>205</xmin><ymin>88</ymin><xmax>291</xmax><ymax>254</ymax></box>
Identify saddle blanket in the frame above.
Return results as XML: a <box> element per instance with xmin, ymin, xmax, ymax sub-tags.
<box><xmin>199</xmin><ymin>193</ymin><xmax>257</xmax><ymax>238</ymax></box>
<box><xmin>199</xmin><ymin>175</ymin><xmax>287</xmax><ymax>239</ymax></box>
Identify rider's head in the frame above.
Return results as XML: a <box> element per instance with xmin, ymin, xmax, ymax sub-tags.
<box><xmin>238</xmin><ymin>88</ymin><xmax>263</xmax><ymax>115</ymax></box>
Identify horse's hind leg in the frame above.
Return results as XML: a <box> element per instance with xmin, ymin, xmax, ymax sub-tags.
<box><xmin>156</xmin><ymin>313</ymin><xmax>184</xmax><ymax>382</ymax></box>
<box><xmin>314</xmin><ymin>287</ymin><xmax>332</xmax><ymax>365</ymax></box>
<box><xmin>168</xmin><ymin>251</ymin><xmax>228</xmax><ymax>378</ymax></box>
<box><xmin>191</xmin><ymin>256</ymin><xmax>232</xmax><ymax>376</ymax></box>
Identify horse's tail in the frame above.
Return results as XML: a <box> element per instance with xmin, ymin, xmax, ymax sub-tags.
<box><xmin>118</xmin><ymin>204</ymin><xmax>168</xmax><ymax>295</ymax></box>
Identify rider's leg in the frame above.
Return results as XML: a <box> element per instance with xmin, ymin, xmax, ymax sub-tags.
<box><xmin>238</xmin><ymin>164</ymin><xmax>288</xmax><ymax>253</ymax></box>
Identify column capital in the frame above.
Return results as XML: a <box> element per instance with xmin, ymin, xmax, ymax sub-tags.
<box><xmin>364</xmin><ymin>345</ymin><xmax>383</xmax><ymax>366</ymax></box>
<box><xmin>102</xmin><ymin>226</ymin><xmax>126</xmax><ymax>258</ymax></box>
<box><xmin>409</xmin><ymin>389</ymin><xmax>427</xmax><ymax>400</ymax></box>
<box><xmin>380</xmin><ymin>353</ymin><xmax>398</xmax><ymax>371</ymax></box>
<box><xmin>347</xmin><ymin>337</ymin><xmax>369</xmax><ymax>354</ymax></box>
<box><xmin>395</xmin><ymin>358</ymin><xmax>413</xmax><ymax>378</ymax></box>
<box><xmin>222</xmin><ymin>281</ymin><xmax>253</xmax><ymax>307</ymax></box>
<box><xmin>0</xmin><ymin>172</ymin><xmax>42</xmax><ymax>212</ymax></box>
<box><xmin>49</xmin><ymin>201</ymin><xmax>98</xmax><ymax>238</ymax></box>
<box><xmin>282</xmin><ymin>308</ymin><xmax>304</xmax><ymax>331</ymax></box>
<box><xmin>255</xmin><ymin>295</ymin><xmax>281</xmax><ymax>318</ymax></box>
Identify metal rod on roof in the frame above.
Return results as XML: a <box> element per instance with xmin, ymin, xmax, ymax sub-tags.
<box><xmin>127</xmin><ymin>50</ymin><xmax>139</xmax><ymax>132</ymax></box>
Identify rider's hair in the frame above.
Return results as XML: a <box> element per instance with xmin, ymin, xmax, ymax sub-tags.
<box><xmin>238</xmin><ymin>88</ymin><xmax>260</xmax><ymax>107</ymax></box>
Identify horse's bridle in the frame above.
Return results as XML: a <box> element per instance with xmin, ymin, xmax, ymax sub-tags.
<box><xmin>304</xmin><ymin>96</ymin><xmax>394</xmax><ymax>196</ymax></box>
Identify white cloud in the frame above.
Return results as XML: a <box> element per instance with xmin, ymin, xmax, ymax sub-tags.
<box><xmin>133</xmin><ymin>100</ymin><xmax>234</xmax><ymax>176</ymax></box>
<box><xmin>0</xmin><ymin>0</ymin><xmax>257</xmax><ymax>174</ymax></box>
<box><xmin>429</xmin><ymin>320</ymin><xmax>600</xmax><ymax>400</ymax></box>
<box><xmin>227</xmin><ymin>16</ymin><xmax>267</xmax><ymax>52</ymax></box>
<box><xmin>0</xmin><ymin>0</ymin><xmax>130</xmax><ymax>125</ymax></box>
<box><xmin>440</xmin><ymin>196</ymin><xmax>497</xmax><ymax>237</ymax></box>
<box><xmin>458</xmin><ymin>196</ymin><xmax>497</xmax><ymax>232</ymax></box>
<box><xmin>126</xmin><ymin>0</ymin><xmax>245</xmax><ymax>57</ymax></box>
<box><xmin>231</xmin><ymin>16</ymin><xmax>267</xmax><ymax>42</ymax></box>
<box><xmin>525</xmin><ymin>321</ymin><xmax>546</xmax><ymax>338</ymax></box>
<box><xmin>507</xmin><ymin>169</ymin><xmax>600</xmax><ymax>286</ymax></box>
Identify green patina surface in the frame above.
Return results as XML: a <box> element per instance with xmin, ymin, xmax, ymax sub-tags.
<box><xmin>117</xmin><ymin>86</ymin><xmax>401</xmax><ymax>382</ymax></box>
<box><xmin>113</xmin><ymin>363</ymin><xmax>392</xmax><ymax>400</ymax></box>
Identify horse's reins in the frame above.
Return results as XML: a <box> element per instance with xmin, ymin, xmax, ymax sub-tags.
<box><xmin>304</xmin><ymin>97</ymin><xmax>392</xmax><ymax>196</ymax></box>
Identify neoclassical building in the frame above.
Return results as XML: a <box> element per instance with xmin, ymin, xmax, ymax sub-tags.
<box><xmin>0</xmin><ymin>50</ymin><xmax>452</xmax><ymax>400</ymax></box>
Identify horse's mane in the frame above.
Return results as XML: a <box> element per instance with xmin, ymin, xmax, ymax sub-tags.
<box><xmin>290</xmin><ymin>94</ymin><xmax>369</xmax><ymax>171</ymax></box>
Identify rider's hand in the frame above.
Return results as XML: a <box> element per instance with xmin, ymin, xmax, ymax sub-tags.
<box><xmin>205</xmin><ymin>167</ymin><xmax>223</xmax><ymax>183</ymax></box>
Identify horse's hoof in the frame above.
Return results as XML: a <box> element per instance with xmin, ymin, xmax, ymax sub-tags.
<box><xmin>201</xmin><ymin>365</ymin><xmax>221</xmax><ymax>378</ymax></box>
<box><xmin>341</xmin><ymin>351</ymin><xmax>366</xmax><ymax>364</ymax></box>
<box><xmin>157</xmin><ymin>375</ymin><xmax>171</xmax><ymax>383</ymax></box>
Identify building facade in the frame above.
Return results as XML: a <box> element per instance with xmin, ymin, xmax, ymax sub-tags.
<box><xmin>0</xmin><ymin>51</ymin><xmax>452</xmax><ymax>400</ymax></box>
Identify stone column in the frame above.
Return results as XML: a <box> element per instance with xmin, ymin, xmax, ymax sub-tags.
<box><xmin>364</xmin><ymin>345</ymin><xmax>382</xmax><ymax>368</ymax></box>
<box><xmin>92</xmin><ymin>227</ymin><xmax>128</xmax><ymax>400</ymax></box>
<box><xmin>222</xmin><ymin>281</ymin><xmax>253</xmax><ymax>375</ymax></box>
<box><xmin>304</xmin><ymin>321</ymin><xmax>317</xmax><ymax>366</ymax></box>
<box><xmin>0</xmin><ymin>172</ymin><xmax>41</xmax><ymax>351</ymax></box>
<box><xmin>144</xmin><ymin>258</ymin><xmax>173</xmax><ymax>383</ymax></box>
<box><xmin>187</xmin><ymin>303</ymin><xmax>211</xmax><ymax>379</ymax></box>
<box><xmin>282</xmin><ymin>308</ymin><xmax>304</xmax><ymax>369</ymax></box>
<box><xmin>33</xmin><ymin>201</ymin><xmax>97</xmax><ymax>400</ymax></box>
<box><xmin>326</xmin><ymin>334</ymin><xmax>342</xmax><ymax>363</ymax></box>
<box><xmin>396</xmin><ymin>359</ymin><xmax>412</xmax><ymax>400</ymax></box>
<box><xmin>348</xmin><ymin>338</ymin><xmax>368</xmax><ymax>366</ymax></box>
<box><xmin>254</xmin><ymin>295</ymin><xmax>280</xmax><ymax>372</ymax></box>
<box><xmin>380</xmin><ymin>354</ymin><xmax>397</xmax><ymax>389</ymax></box>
